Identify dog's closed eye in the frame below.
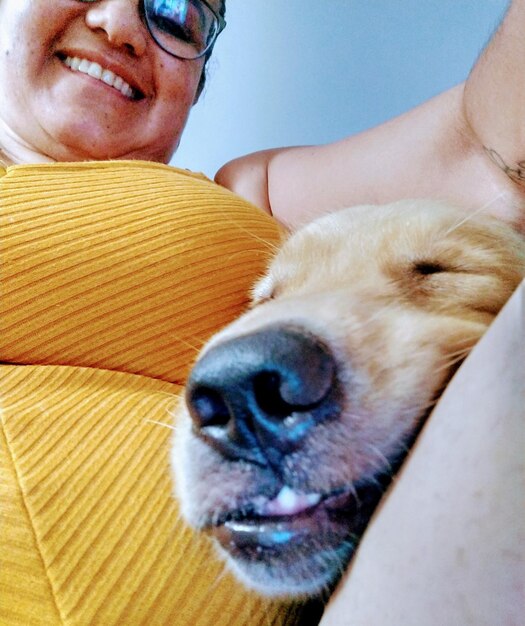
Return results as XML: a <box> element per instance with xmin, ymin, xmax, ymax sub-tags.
<box><xmin>412</xmin><ymin>260</ymin><xmax>448</xmax><ymax>276</ymax></box>
<box><xmin>412</xmin><ymin>260</ymin><xmax>449</xmax><ymax>275</ymax></box>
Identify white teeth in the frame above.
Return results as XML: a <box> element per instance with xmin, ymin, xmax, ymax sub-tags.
<box><xmin>87</xmin><ymin>61</ymin><xmax>102</xmax><ymax>79</ymax></box>
<box><xmin>78</xmin><ymin>58</ymin><xmax>91</xmax><ymax>73</ymax></box>
<box><xmin>121</xmin><ymin>83</ymin><xmax>134</xmax><ymax>98</ymax></box>
<box><xmin>69</xmin><ymin>57</ymin><xmax>81</xmax><ymax>71</ymax></box>
<box><xmin>62</xmin><ymin>55</ymin><xmax>138</xmax><ymax>99</ymax></box>
<box><xmin>102</xmin><ymin>69</ymin><xmax>116</xmax><ymax>87</ymax></box>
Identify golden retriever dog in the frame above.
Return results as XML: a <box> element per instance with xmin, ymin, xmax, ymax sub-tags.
<box><xmin>172</xmin><ymin>200</ymin><xmax>525</xmax><ymax>598</ymax></box>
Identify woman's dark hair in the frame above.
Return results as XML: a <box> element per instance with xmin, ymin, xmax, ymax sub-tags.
<box><xmin>195</xmin><ymin>0</ymin><xmax>226</xmax><ymax>101</ymax></box>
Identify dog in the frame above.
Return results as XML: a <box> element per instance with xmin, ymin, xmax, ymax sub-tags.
<box><xmin>172</xmin><ymin>200</ymin><xmax>525</xmax><ymax>598</ymax></box>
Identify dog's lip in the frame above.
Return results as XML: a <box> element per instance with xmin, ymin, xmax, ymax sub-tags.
<box><xmin>208</xmin><ymin>484</ymin><xmax>375</xmax><ymax>555</ymax></box>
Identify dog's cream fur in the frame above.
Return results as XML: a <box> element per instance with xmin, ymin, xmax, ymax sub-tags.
<box><xmin>173</xmin><ymin>200</ymin><xmax>525</xmax><ymax>597</ymax></box>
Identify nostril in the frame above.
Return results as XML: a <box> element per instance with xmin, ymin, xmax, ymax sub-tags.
<box><xmin>187</xmin><ymin>383</ymin><xmax>269</xmax><ymax>467</ymax></box>
<box><xmin>188</xmin><ymin>387</ymin><xmax>230</xmax><ymax>428</ymax></box>
<box><xmin>253</xmin><ymin>371</ymin><xmax>296</xmax><ymax>419</ymax></box>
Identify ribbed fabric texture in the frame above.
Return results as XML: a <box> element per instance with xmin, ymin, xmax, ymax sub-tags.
<box><xmin>0</xmin><ymin>162</ymin><xmax>314</xmax><ymax>625</ymax></box>
<box><xmin>0</xmin><ymin>161</ymin><xmax>284</xmax><ymax>383</ymax></box>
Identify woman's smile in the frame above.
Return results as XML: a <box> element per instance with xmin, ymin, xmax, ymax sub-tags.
<box><xmin>58</xmin><ymin>53</ymin><xmax>145</xmax><ymax>100</ymax></box>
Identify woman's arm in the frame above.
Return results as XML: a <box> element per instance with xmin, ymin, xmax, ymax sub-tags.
<box><xmin>215</xmin><ymin>83</ymin><xmax>469</xmax><ymax>226</ymax></box>
<box><xmin>214</xmin><ymin>147</ymin><xmax>289</xmax><ymax>214</ymax></box>
<box><xmin>320</xmin><ymin>282</ymin><xmax>524</xmax><ymax>626</ymax></box>
<box><xmin>216</xmin><ymin>1</ymin><xmax>525</xmax><ymax>232</ymax></box>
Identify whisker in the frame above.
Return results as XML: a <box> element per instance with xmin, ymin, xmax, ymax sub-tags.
<box><xmin>172</xmin><ymin>334</ymin><xmax>207</xmax><ymax>353</ymax></box>
<box><xmin>220</xmin><ymin>211</ymin><xmax>285</xmax><ymax>254</ymax></box>
<box><xmin>144</xmin><ymin>418</ymin><xmax>175</xmax><ymax>431</ymax></box>
<box><xmin>365</xmin><ymin>472</ymin><xmax>392</xmax><ymax>496</ymax></box>
<box><xmin>348</xmin><ymin>481</ymin><xmax>361</xmax><ymax>507</ymax></box>
<box><xmin>344</xmin><ymin>302</ymin><xmax>399</xmax><ymax>334</ymax></box>
<box><xmin>393</xmin><ymin>434</ymin><xmax>420</xmax><ymax>460</ymax></box>
<box><xmin>223</xmin><ymin>248</ymin><xmax>275</xmax><ymax>266</ymax></box>
<box><xmin>432</xmin><ymin>351</ymin><xmax>471</xmax><ymax>375</ymax></box>
<box><xmin>443</xmin><ymin>340</ymin><xmax>481</xmax><ymax>358</ymax></box>
<box><xmin>444</xmin><ymin>191</ymin><xmax>510</xmax><ymax>235</ymax></box>
<box><xmin>209</xmin><ymin>559</ymin><xmax>230</xmax><ymax>592</ymax></box>
<box><xmin>431</xmin><ymin>338</ymin><xmax>482</xmax><ymax>373</ymax></box>
<box><xmin>319</xmin><ymin>581</ymin><xmax>334</xmax><ymax>607</ymax></box>
<box><xmin>153</xmin><ymin>389</ymin><xmax>183</xmax><ymax>400</ymax></box>
<box><xmin>409</xmin><ymin>396</ymin><xmax>443</xmax><ymax>417</ymax></box>
<box><xmin>364</xmin><ymin>302</ymin><xmax>398</xmax><ymax>323</ymax></box>
<box><xmin>365</xmin><ymin>443</ymin><xmax>395</xmax><ymax>475</ymax></box>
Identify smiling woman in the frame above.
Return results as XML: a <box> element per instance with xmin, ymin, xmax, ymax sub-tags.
<box><xmin>0</xmin><ymin>0</ymin><xmax>223</xmax><ymax>163</ymax></box>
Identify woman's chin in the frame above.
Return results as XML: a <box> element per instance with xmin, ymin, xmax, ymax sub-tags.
<box><xmin>35</xmin><ymin>118</ymin><xmax>158</xmax><ymax>162</ymax></box>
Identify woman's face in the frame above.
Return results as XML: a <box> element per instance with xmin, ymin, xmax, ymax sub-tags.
<box><xmin>0</xmin><ymin>0</ymin><xmax>212</xmax><ymax>162</ymax></box>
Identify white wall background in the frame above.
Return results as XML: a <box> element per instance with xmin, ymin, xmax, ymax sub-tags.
<box><xmin>171</xmin><ymin>0</ymin><xmax>509</xmax><ymax>178</ymax></box>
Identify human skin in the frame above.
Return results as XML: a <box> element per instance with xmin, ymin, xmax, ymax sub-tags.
<box><xmin>215</xmin><ymin>1</ymin><xmax>525</xmax><ymax>236</ymax></box>
<box><xmin>0</xmin><ymin>0</ymin><xmax>219</xmax><ymax>164</ymax></box>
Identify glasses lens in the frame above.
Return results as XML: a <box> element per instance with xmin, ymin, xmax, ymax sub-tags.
<box><xmin>144</xmin><ymin>0</ymin><xmax>220</xmax><ymax>60</ymax></box>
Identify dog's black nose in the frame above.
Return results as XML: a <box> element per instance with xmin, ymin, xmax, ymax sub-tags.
<box><xmin>185</xmin><ymin>325</ymin><xmax>340</xmax><ymax>469</ymax></box>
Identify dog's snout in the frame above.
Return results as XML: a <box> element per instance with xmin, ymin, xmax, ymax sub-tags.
<box><xmin>186</xmin><ymin>325</ymin><xmax>341</xmax><ymax>468</ymax></box>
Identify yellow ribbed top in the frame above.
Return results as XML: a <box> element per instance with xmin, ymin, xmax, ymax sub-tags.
<box><xmin>0</xmin><ymin>162</ymin><xmax>319</xmax><ymax>625</ymax></box>
<box><xmin>1</xmin><ymin>161</ymin><xmax>284</xmax><ymax>383</ymax></box>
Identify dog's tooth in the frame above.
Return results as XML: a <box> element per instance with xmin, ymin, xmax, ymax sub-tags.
<box><xmin>276</xmin><ymin>486</ymin><xmax>300</xmax><ymax>512</ymax></box>
<box><xmin>264</xmin><ymin>486</ymin><xmax>321</xmax><ymax>516</ymax></box>
<box><xmin>304</xmin><ymin>493</ymin><xmax>322</xmax><ymax>507</ymax></box>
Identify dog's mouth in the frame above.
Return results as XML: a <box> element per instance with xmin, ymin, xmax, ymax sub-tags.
<box><xmin>208</xmin><ymin>477</ymin><xmax>390</xmax><ymax>566</ymax></box>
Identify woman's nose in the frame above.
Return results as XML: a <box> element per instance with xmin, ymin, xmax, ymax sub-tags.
<box><xmin>84</xmin><ymin>0</ymin><xmax>148</xmax><ymax>57</ymax></box>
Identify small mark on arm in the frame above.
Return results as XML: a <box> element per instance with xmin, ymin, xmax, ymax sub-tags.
<box><xmin>484</xmin><ymin>147</ymin><xmax>525</xmax><ymax>185</ymax></box>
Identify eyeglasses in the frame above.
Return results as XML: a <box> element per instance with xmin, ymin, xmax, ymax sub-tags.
<box><xmin>78</xmin><ymin>0</ymin><xmax>226</xmax><ymax>60</ymax></box>
<box><xmin>143</xmin><ymin>0</ymin><xmax>225</xmax><ymax>60</ymax></box>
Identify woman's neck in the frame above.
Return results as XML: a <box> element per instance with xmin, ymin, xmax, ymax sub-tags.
<box><xmin>0</xmin><ymin>119</ymin><xmax>56</xmax><ymax>166</ymax></box>
<box><xmin>0</xmin><ymin>143</ymin><xmax>56</xmax><ymax>166</ymax></box>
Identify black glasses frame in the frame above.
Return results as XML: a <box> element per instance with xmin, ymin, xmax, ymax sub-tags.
<box><xmin>141</xmin><ymin>0</ymin><xmax>226</xmax><ymax>60</ymax></box>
